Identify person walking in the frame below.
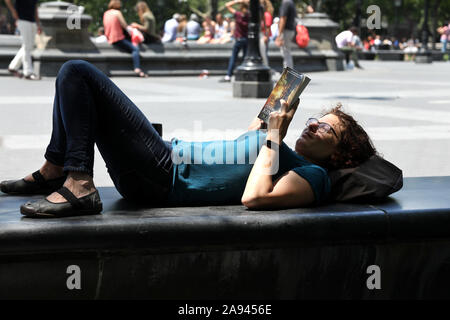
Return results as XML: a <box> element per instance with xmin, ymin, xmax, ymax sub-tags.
<box><xmin>275</xmin><ymin>0</ymin><xmax>297</xmax><ymax>69</ymax></box>
<box><xmin>259</xmin><ymin>0</ymin><xmax>273</xmax><ymax>67</ymax></box>
<box><xmin>103</xmin><ymin>0</ymin><xmax>146</xmax><ymax>77</ymax></box>
<box><xmin>5</xmin><ymin>0</ymin><xmax>41</xmax><ymax>80</ymax></box>
<box><xmin>219</xmin><ymin>0</ymin><xmax>249</xmax><ymax>82</ymax></box>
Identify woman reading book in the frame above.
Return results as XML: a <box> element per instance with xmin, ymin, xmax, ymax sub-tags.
<box><xmin>0</xmin><ymin>60</ymin><xmax>376</xmax><ymax>217</ymax></box>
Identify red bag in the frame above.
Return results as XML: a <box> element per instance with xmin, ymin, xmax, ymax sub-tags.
<box><xmin>296</xmin><ymin>24</ymin><xmax>309</xmax><ymax>48</ymax></box>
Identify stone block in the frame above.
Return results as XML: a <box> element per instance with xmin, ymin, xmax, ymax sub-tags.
<box><xmin>232</xmin><ymin>80</ymin><xmax>274</xmax><ymax>98</ymax></box>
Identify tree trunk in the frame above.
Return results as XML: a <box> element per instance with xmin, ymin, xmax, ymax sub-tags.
<box><xmin>210</xmin><ymin>0</ymin><xmax>218</xmax><ymax>18</ymax></box>
<box><xmin>431</xmin><ymin>0</ymin><xmax>440</xmax><ymax>50</ymax></box>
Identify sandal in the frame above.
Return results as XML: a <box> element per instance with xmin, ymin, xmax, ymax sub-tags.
<box><xmin>135</xmin><ymin>70</ymin><xmax>148</xmax><ymax>78</ymax></box>
<box><xmin>24</xmin><ymin>73</ymin><xmax>40</xmax><ymax>80</ymax></box>
<box><xmin>0</xmin><ymin>171</ymin><xmax>66</xmax><ymax>195</ymax></box>
<box><xmin>20</xmin><ymin>186</ymin><xmax>103</xmax><ymax>218</ymax></box>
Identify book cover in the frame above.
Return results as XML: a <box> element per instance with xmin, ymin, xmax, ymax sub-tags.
<box><xmin>257</xmin><ymin>67</ymin><xmax>311</xmax><ymax>123</ymax></box>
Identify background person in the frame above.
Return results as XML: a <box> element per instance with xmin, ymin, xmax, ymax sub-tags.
<box><xmin>403</xmin><ymin>37</ymin><xmax>419</xmax><ymax>61</ymax></box>
<box><xmin>175</xmin><ymin>14</ymin><xmax>188</xmax><ymax>42</ymax></box>
<box><xmin>270</xmin><ymin>16</ymin><xmax>279</xmax><ymax>41</ymax></box>
<box><xmin>275</xmin><ymin>0</ymin><xmax>297</xmax><ymax>69</ymax></box>
<box><xmin>93</xmin><ymin>26</ymin><xmax>108</xmax><ymax>43</ymax></box>
<box><xmin>197</xmin><ymin>15</ymin><xmax>216</xmax><ymax>44</ymax></box>
<box><xmin>212</xmin><ymin>13</ymin><xmax>234</xmax><ymax>44</ymax></box>
<box><xmin>213</xmin><ymin>13</ymin><xmax>228</xmax><ymax>41</ymax></box>
<box><xmin>335</xmin><ymin>26</ymin><xmax>363</xmax><ymax>69</ymax></box>
<box><xmin>162</xmin><ymin>13</ymin><xmax>180</xmax><ymax>43</ymax></box>
<box><xmin>130</xmin><ymin>1</ymin><xmax>160</xmax><ymax>44</ymax></box>
<box><xmin>5</xmin><ymin>0</ymin><xmax>41</xmax><ymax>80</ymax></box>
<box><xmin>259</xmin><ymin>0</ymin><xmax>273</xmax><ymax>67</ymax></box>
<box><xmin>437</xmin><ymin>21</ymin><xmax>450</xmax><ymax>53</ymax></box>
<box><xmin>219</xmin><ymin>0</ymin><xmax>249</xmax><ymax>82</ymax></box>
<box><xmin>186</xmin><ymin>13</ymin><xmax>201</xmax><ymax>40</ymax></box>
<box><xmin>103</xmin><ymin>0</ymin><xmax>146</xmax><ymax>77</ymax></box>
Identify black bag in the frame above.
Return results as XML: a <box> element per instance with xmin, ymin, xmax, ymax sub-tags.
<box><xmin>327</xmin><ymin>154</ymin><xmax>403</xmax><ymax>202</ymax></box>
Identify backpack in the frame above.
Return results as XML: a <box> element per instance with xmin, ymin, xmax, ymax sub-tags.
<box><xmin>296</xmin><ymin>24</ymin><xmax>310</xmax><ymax>48</ymax></box>
<box><xmin>327</xmin><ymin>155</ymin><xmax>403</xmax><ymax>203</ymax></box>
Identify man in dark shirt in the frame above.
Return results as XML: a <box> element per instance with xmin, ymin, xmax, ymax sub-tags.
<box><xmin>5</xmin><ymin>0</ymin><xmax>41</xmax><ymax>80</ymax></box>
<box><xmin>219</xmin><ymin>0</ymin><xmax>249</xmax><ymax>82</ymax></box>
<box><xmin>275</xmin><ymin>0</ymin><xmax>297</xmax><ymax>69</ymax></box>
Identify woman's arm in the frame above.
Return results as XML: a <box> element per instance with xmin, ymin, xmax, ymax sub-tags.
<box><xmin>5</xmin><ymin>0</ymin><xmax>18</xmax><ymax>20</ymax></box>
<box><xmin>131</xmin><ymin>22</ymin><xmax>145</xmax><ymax>30</ymax></box>
<box><xmin>242</xmin><ymin>99</ymin><xmax>315</xmax><ymax>209</ymax></box>
<box><xmin>115</xmin><ymin>10</ymin><xmax>128</xmax><ymax>29</ymax></box>
<box><xmin>225</xmin><ymin>0</ymin><xmax>241</xmax><ymax>15</ymax></box>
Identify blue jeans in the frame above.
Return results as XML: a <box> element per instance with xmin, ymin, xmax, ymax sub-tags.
<box><xmin>226</xmin><ymin>38</ymin><xmax>248</xmax><ymax>77</ymax></box>
<box><xmin>442</xmin><ymin>39</ymin><xmax>448</xmax><ymax>53</ymax></box>
<box><xmin>113</xmin><ymin>39</ymin><xmax>141</xmax><ymax>70</ymax></box>
<box><xmin>45</xmin><ymin>60</ymin><xmax>173</xmax><ymax>204</ymax></box>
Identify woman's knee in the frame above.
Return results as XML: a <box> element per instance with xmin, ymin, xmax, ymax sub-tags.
<box><xmin>57</xmin><ymin>60</ymin><xmax>92</xmax><ymax>79</ymax></box>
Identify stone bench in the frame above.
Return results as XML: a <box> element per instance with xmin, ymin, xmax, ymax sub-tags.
<box><xmin>357</xmin><ymin>49</ymin><xmax>445</xmax><ymax>61</ymax></box>
<box><xmin>0</xmin><ymin>35</ymin><xmax>343</xmax><ymax>77</ymax></box>
<box><xmin>1</xmin><ymin>176</ymin><xmax>450</xmax><ymax>299</ymax></box>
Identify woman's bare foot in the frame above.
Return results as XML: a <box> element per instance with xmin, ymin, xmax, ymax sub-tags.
<box><xmin>46</xmin><ymin>172</ymin><xmax>96</xmax><ymax>203</ymax></box>
<box><xmin>24</xmin><ymin>161</ymin><xmax>64</xmax><ymax>182</ymax></box>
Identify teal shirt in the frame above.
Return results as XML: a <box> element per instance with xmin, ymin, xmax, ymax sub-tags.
<box><xmin>167</xmin><ymin>130</ymin><xmax>330</xmax><ymax>206</ymax></box>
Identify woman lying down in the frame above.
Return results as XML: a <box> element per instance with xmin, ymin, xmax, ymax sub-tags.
<box><xmin>0</xmin><ymin>60</ymin><xmax>376</xmax><ymax>218</ymax></box>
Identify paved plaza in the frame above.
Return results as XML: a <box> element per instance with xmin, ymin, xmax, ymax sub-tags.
<box><xmin>1</xmin><ymin>60</ymin><xmax>450</xmax><ymax>186</ymax></box>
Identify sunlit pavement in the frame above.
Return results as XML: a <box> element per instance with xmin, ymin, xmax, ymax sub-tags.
<box><xmin>1</xmin><ymin>60</ymin><xmax>450</xmax><ymax>186</ymax></box>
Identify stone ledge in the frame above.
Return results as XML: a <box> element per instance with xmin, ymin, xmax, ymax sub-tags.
<box><xmin>0</xmin><ymin>35</ymin><xmax>344</xmax><ymax>76</ymax></box>
<box><xmin>1</xmin><ymin>176</ymin><xmax>450</xmax><ymax>299</ymax></box>
<box><xmin>358</xmin><ymin>49</ymin><xmax>446</xmax><ymax>61</ymax></box>
<box><xmin>0</xmin><ymin>176</ymin><xmax>449</xmax><ymax>256</ymax></box>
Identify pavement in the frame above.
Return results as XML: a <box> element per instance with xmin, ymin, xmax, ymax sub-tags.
<box><xmin>1</xmin><ymin>60</ymin><xmax>450</xmax><ymax>186</ymax></box>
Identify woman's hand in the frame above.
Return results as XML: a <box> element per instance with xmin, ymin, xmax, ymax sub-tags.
<box><xmin>267</xmin><ymin>98</ymin><xmax>299</xmax><ymax>143</ymax></box>
<box><xmin>247</xmin><ymin>117</ymin><xmax>266</xmax><ymax>131</ymax></box>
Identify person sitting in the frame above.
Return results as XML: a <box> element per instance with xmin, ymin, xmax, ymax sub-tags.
<box><xmin>186</xmin><ymin>13</ymin><xmax>201</xmax><ymax>41</ymax></box>
<box><xmin>211</xmin><ymin>13</ymin><xmax>234</xmax><ymax>44</ymax></box>
<box><xmin>403</xmin><ymin>37</ymin><xmax>419</xmax><ymax>61</ymax></box>
<box><xmin>197</xmin><ymin>15</ymin><xmax>216</xmax><ymax>44</ymax></box>
<box><xmin>335</xmin><ymin>26</ymin><xmax>363</xmax><ymax>69</ymax></box>
<box><xmin>0</xmin><ymin>60</ymin><xmax>377</xmax><ymax>217</ymax></box>
<box><xmin>161</xmin><ymin>13</ymin><xmax>180</xmax><ymax>43</ymax></box>
<box><xmin>270</xmin><ymin>17</ymin><xmax>279</xmax><ymax>42</ymax></box>
<box><xmin>103</xmin><ymin>0</ymin><xmax>147</xmax><ymax>77</ymax></box>
<box><xmin>213</xmin><ymin>13</ymin><xmax>228</xmax><ymax>40</ymax></box>
<box><xmin>130</xmin><ymin>1</ymin><xmax>161</xmax><ymax>44</ymax></box>
<box><xmin>175</xmin><ymin>14</ymin><xmax>188</xmax><ymax>43</ymax></box>
<box><xmin>93</xmin><ymin>27</ymin><xmax>108</xmax><ymax>44</ymax></box>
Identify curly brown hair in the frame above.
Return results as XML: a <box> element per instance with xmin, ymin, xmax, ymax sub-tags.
<box><xmin>322</xmin><ymin>104</ymin><xmax>376</xmax><ymax>170</ymax></box>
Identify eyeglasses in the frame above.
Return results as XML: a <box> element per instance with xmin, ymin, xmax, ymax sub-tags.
<box><xmin>305</xmin><ymin>118</ymin><xmax>339</xmax><ymax>139</ymax></box>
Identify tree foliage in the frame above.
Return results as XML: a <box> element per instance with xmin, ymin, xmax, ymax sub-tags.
<box><xmin>36</xmin><ymin>0</ymin><xmax>450</xmax><ymax>39</ymax></box>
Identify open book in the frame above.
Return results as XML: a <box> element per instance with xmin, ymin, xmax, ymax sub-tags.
<box><xmin>257</xmin><ymin>67</ymin><xmax>311</xmax><ymax>124</ymax></box>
